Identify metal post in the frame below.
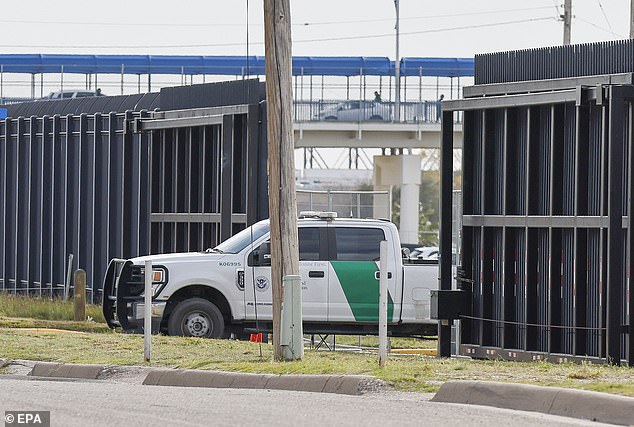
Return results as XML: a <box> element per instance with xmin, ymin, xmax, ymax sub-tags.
<box><xmin>120</xmin><ymin>64</ymin><xmax>124</xmax><ymax>95</ymax></box>
<box><xmin>359</xmin><ymin>68</ymin><xmax>363</xmax><ymax>121</ymax></box>
<box><xmin>30</xmin><ymin>74</ymin><xmax>35</xmax><ymax>100</ymax></box>
<box><xmin>606</xmin><ymin>87</ymin><xmax>625</xmax><ymax>365</ymax></box>
<box><xmin>438</xmin><ymin>109</ymin><xmax>454</xmax><ymax>357</ymax></box>
<box><xmin>1</xmin><ymin>64</ymin><xmax>4</xmax><ymax>103</ymax></box>
<box><xmin>148</xmin><ymin>73</ymin><xmax>152</xmax><ymax>92</ymax></box>
<box><xmin>418</xmin><ymin>67</ymin><xmax>423</xmax><ymax>123</ymax></box>
<box><xmin>64</xmin><ymin>254</ymin><xmax>74</xmax><ymax>301</ymax></box>
<box><xmin>281</xmin><ymin>274</ymin><xmax>303</xmax><ymax>360</ymax></box>
<box><xmin>394</xmin><ymin>0</ymin><xmax>401</xmax><ymax>121</ymax></box>
<box><xmin>144</xmin><ymin>260</ymin><xmax>152</xmax><ymax>362</ymax></box>
<box><xmin>378</xmin><ymin>240</ymin><xmax>388</xmax><ymax>367</ymax></box>
<box><xmin>61</xmin><ymin>65</ymin><xmax>64</xmax><ymax>95</ymax></box>
<box><xmin>320</xmin><ymin>75</ymin><xmax>324</xmax><ymax>101</ymax></box>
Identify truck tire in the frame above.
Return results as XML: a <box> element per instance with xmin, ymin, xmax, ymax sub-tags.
<box><xmin>167</xmin><ymin>298</ymin><xmax>225</xmax><ymax>338</ymax></box>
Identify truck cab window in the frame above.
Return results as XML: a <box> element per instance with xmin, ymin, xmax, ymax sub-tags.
<box><xmin>334</xmin><ymin>227</ymin><xmax>385</xmax><ymax>261</ymax></box>
<box><xmin>298</xmin><ymin>227</ymin><xmax>320</xmax><ymax>261</ymax></box>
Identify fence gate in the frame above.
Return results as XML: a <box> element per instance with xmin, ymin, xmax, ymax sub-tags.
<box><xmin>0</xmin><ymin>81</ymin><xmax>268</xmax><ymax>303</ymax></box>
<box><xmin>439</xmin><ymin>40</ymin><xmax>634</xmax><ymax>366</ymax></box>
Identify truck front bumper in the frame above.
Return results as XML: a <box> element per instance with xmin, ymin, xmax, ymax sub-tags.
<box><xmin>126</xmin><ymin>301</ymin><xmax>166</xmax><ymax>333</ymax></box>
<box><xmin>102</xmin><ymin>259</ymin><xmax>165</xmax><ymax>334</ymax></box>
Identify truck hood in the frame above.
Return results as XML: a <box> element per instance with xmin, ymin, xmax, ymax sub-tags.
<box><xmin>129</xmin><ymin>251</ymin><xmax>230</xmax><ymax>265</ymax></box>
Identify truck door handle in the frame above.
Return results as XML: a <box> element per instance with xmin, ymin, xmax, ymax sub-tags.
<box><xmin>374</xmin><ymin>271</ymin><xmax>392</xmax><ymax>280</ymax></box>
<box><xmin>309</xmin><ymin>270</ymin><xmax>325</xmax><ymax>278</ymax></box>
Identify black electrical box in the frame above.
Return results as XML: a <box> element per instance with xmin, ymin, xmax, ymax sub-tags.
<box><xmin>430</xmin><ymin>289</ymin><xmax>469</xmax><ymax>320</ymax></box>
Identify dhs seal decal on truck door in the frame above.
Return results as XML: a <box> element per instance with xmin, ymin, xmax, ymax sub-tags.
<box><xmin>255</xmin><ymin>276</ymin><xmax>270</xmax><ymax>292</ymax></box>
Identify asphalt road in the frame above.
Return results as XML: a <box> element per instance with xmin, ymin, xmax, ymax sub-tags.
<box><xmin>0</xmin><ymin>377</ymin><xmax>610</xmax><ymax>427</ymax></box>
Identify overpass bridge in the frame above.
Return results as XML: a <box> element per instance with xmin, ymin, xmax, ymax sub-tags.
<box><xmin>289</xmin><ymin>99</ymin><xmax>464</xmax><ymax>244</ymax></box>
<box><xmin>0</xmin><ymin>54</ymin><xmax>468</xmax><ymax>244</ymax></box>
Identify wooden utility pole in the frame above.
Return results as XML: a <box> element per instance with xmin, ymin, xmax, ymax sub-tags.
<box><xmin>630</xmin><ymin>0</ymin><xmax>634</xmax><ymax>39</ymax></box>
<box><xmin>263</xmin><ymin>0</ymin><xmax>300</xmax><ymax>362</ymax></box>
<box><xmin>562</xmin><ymin>0</ymin><xmax>572</xmax><ymax>45</ymax></box>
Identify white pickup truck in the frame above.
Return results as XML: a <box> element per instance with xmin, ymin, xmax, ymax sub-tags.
<box><xmin>103</xmin><ymin>213</ymin><xmax>438</xmax><ymax>338</ymax></box>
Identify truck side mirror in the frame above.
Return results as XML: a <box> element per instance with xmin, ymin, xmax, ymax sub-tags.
<box><xmin>258</xmin><ymin>242</ymin><xmax>271</xmax><ymax>266</ymax></box>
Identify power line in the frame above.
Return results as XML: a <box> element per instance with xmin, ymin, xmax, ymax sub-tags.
<box><xmin>595</xmin><ymin>0</ymin><xmax>614</xmax><ymax>33</ymax></box>
<box><xmin>0</xmin><ymin>16</ymin><xmax>557</xmax><ymax>50</ymax></box>
<box><xmin>576</xmin><ymin>16</ymin><xmax>624</xmax><ymax>38</ymax></box>
<box><xmin>0</xmin><ymin>19</ymin><xmax>252</xmax><ymax>28</ymax></box>
<box><xmin>299</xmin><ymin>6</ymin><xmax>556</xmax><ymax>26</ymax></box>
<box><xmin>0</xmin><ymin>6</ymin><xmax>556</xmax><ymax>28</ymax></box>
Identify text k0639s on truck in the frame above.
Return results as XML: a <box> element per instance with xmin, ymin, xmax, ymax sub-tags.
<box><xmin>103</xmin><ymin>213</ymin><xmax>439</xmax><ymax>338</ymax></box>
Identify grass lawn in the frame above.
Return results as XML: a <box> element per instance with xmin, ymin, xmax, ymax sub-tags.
<box><xmin>0</xmin><ymin>294</ymin><xmax>104</xmax><ymax>323</ymax></box>
<box><xmin>0</xmin><ymin>317</ymin><xmax>111</xmax><ymax>333</ymax></box>
<box><xmin>0</xmin><ymin>294</ymin><xmax>632</xmax><ymax>396</ymax></box>
<box><xmin>1</xmin><ymin>328</ymin><xmax>633</xmax><ymax>396</ymax></box>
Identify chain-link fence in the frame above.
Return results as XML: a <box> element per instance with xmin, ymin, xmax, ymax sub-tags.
<box><xmin>297</xmin><ymin>190</ymin><xmax>390</xmax><ymax>220</ymax></box>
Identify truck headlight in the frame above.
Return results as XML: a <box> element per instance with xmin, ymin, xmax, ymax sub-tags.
<box><xmin>143</xmin><ymin>265</ymin><xmax>168</xmax><ymax>297</ymax></box>
<box><xmin>151</xmin><ymin>269</ymin><xmax>165</xmax><ymax>283</ymax></box>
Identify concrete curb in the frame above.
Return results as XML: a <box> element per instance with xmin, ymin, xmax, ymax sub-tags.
<box><xmin>143</xmin><ymin>369</ymin><xmax>371</xmax><ymax>395</ymax></box>
<box><xmin>26</xmin><ymin>362</ymin><xmax>378</xmax><ymax>395</ymax></box>
<box><xmin>30</xmin><ymin>362</ymin><xmax>106</xmax><ymax>380</ymax></box>
<box><xmin>432</xmin><ymin>380</ymin><xmax>634</xmax><ymax>426</ymax></box>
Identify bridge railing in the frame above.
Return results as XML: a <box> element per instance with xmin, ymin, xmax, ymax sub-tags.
<box><xmin>293</xmin><ymin>99</ymin><xmax>460</xmax><ymax>124</ymax></box>
<box><xmin>0</xmin><ymin>97</ymin><xmax>35</xmax><ymax>105</ymax></box>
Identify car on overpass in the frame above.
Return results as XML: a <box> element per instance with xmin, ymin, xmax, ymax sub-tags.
<box><xmin>314</xmin><ymin>100</ymin><xmax>390</xmax><ymax>121</ymax></box>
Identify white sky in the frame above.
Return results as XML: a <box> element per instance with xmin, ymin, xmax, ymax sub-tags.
<box><xmin>2</xmin><ymin>1</ymin><xmax>631</xmax><ymax>171</ymax></box>
<box><xmin>0</xmin><ymin>0</ymin><xmax>630</xmax><ymax>58</ymax></box>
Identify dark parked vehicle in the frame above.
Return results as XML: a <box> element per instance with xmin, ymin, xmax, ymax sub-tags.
<box><xmin>43</xmin><ymin>89</ymin><xmax>105</xmax><ymax>100</ymax></box>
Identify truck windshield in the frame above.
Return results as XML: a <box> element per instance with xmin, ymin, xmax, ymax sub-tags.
<box><xmin>210</xmin><ymin>222</ymin><xmax>270</xmax><ymax>254</ymax></box>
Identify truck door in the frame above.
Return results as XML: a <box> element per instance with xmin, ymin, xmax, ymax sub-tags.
<box><xmin>328</xmin><ymin>226</ymin><xmax>397</xmax><ymax>323</ymax></box>
<box><xmin>297</xmin><ymin>227</ymin><xmax>329</xmax><ymax>321</ymax></box>
<box><xmin>245</xmin><ymin>241</ymin><xmax>273</xmax><ymax>321</ymax></box>
<box><xmin>244</xmin><ymin>226</ymin><xmax>329</xmax><ymax>322</ymax></box>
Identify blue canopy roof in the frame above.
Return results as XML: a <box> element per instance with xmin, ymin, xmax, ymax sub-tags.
<box><xmin>0</xmin><ymin>54</ymin><xmax>473</xmax><ymax>77</ymax></box>
<box><xmin>400</xmin><ymin>57</ymin><xmax>474</xmax><ymax>77</ymax></box>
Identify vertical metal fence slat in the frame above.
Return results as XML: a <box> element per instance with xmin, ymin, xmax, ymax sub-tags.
<box><xmin>0</xmin><ymin>114</ymin><xmax>6</xmax><ymax>291</ymax></box>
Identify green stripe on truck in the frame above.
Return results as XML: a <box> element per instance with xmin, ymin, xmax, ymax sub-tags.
<box><xmin>331</xmin><ymin>261</ymin><xmax>394</xmax><ymax>322</ymax></box>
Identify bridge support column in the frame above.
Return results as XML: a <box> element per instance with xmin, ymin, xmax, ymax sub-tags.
<box><xmin>373</xmin><ymin>155</ymin><xmax>421</xmax><ymax>244</ymax></box>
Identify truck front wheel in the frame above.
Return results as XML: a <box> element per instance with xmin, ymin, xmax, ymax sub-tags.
<box><xmin>167</xmin><ymin>298</ymin><xmax>225</xmax><ymax>338</ymax></box>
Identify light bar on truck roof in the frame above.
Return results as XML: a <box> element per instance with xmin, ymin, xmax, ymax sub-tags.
<box><xmin>298</xmin><ymin>211</ymin><xmax>338</xmax><ymax>220</ymax></box>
